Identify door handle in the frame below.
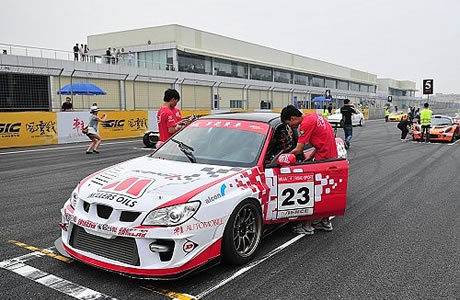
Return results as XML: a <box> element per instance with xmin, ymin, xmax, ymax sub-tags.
<box><xmin>327</xmin><ymin>166</ymin><xmax>342</xmax><ymax>173</ymax></box>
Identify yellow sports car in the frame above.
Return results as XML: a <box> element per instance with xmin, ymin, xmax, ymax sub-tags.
<box><xmin>388</xmin><ymin>111</ymin><xmax>408</xmax><ymax>122</ymax></box>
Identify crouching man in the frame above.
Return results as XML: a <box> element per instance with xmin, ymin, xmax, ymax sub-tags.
<box><xmin>280</xmin><ymin>105</ymin><xmax>338</xmax><ymax>234</ymax></box>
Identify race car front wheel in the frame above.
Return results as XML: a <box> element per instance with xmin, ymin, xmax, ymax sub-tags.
<box><xmin>222</xmin><ymin>199</ymin><xmax>262</xmax><ymax>265</ymax></box>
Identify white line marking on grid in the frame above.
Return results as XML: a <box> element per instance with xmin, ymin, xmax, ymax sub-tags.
<box><xmin>0</xmin><ymin>139</ymin><xmax>141</xmax><ymax>155</ymax></box>
<box><xmin>195</xmin><ymin>216</ymin><xmax>335</xmax><ymax>299</ymax></box>
<box><xmin>0</xmin><ymin>248</ymin><xmax>117</xmax><ymax>299</ymax></box>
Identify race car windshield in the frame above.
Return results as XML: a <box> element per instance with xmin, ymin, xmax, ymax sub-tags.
<box><xmin>151</xmin><ymin>121</ymin><xmax>268</xmax><ymax>167</ymax></box>
<box><xmin>432</xmin><ymin>118</ymin><xmax>452</xmax><ymax>126</ymax></box>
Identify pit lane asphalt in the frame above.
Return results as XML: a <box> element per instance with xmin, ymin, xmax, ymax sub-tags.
<box><xmin>1</xmin><ymin>122</ymin><xmax>459</xmax><ymax>300</ymax></box>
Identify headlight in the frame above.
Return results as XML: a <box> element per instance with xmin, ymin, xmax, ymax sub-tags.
<box><xmin>70</xmin><ymin>187</ymin><xmax>78</xmax><ymax>208</ymax></box>
<box><xmin>142</xmin><ymin>201</ymin><xmax>201</xmax><ymax>226</ymax></box>
<box><xmin>444</xmin><ymin>127</ymin><xmax>453</xmax><ymax>133</ymax></box>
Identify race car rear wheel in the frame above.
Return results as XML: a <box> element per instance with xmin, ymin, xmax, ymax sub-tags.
<box><xmin>143</xmin><ymin>132</ymin><xmax>159</xmax><ymax>148</ymax></box>
<box><xmin>222</xmin><ymin>199</ymin><xmax>262</xmax><ymax>265</ymax></box>
<box><xmin>359</xmin><ymin>118</ymin><xmax>364</xmax><ymax>126</ymax></box>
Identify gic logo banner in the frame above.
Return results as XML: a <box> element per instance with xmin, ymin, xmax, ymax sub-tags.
<box><xmin>0</xmin><ymin>123</ymin><xmax>21</xmax><ymax>137</ymax></box>
<box><xmin>102</xmin><ymin>119</ymin><xmax>125</xmax><ymax>130</ymax></box>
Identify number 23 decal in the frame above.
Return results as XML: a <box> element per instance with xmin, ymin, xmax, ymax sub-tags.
<box><xmin>281</xmin><ymin>187</ymin><xmax>310</xmax><ymax>206</ymax></box>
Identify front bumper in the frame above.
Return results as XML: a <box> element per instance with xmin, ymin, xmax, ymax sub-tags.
<box><xmin>58</xmin><ymin>204</ymin><xmax>223</xmax><ymax>278</ymax></box>
<box><xmin>413</xmin><ymin>131</ymin><xmax>453</xmax><ymax>141</ymax></box>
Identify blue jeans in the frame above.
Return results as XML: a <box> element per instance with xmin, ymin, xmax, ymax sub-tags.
<box><xmin>343</xmin><ymin>125</ymin><xmax>353</xmax><ymax>145</ymax></box>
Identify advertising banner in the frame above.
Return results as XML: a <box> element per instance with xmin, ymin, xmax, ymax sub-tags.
<box><xmin>0</xmin><ymin>112</ymin><xmax>58</xmax><ymax>148</ymax></box>
<box><xmin>57</xmin><ymin>112</ymin><xmax>92</xmax><ymax>144</ymax></box>
<box><xmin>148</xmin><ymin>110</ymin><xmax>158</xmax><ymax>132</ymax></box>
<box><xmin>99</xmin><ymin>111</ymin><xmax>148</xmax><ymax>140</ymax></box>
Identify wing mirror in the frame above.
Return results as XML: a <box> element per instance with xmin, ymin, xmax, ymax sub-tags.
<box><xmin>276</xmin><ymin>153</ymin><xmax>297</xmax><ymax>166</ymax></box>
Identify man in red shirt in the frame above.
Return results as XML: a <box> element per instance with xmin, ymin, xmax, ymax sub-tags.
<box><xmin>280</xmin><ymin>105</ymin><xmax>338</xmax><ymax>234</ymax></box>
<box><xmin>157</xmin><ymin>89</ymin><xmax>183</xmax><ymax>142</ymax></box>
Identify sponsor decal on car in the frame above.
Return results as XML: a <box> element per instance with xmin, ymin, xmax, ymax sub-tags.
<box><xmin>183</xmin><ymin>240</ymin><xmax>199</xmax><ymax>254</ymax></box>
<box><xmin>173</xmin><ymin>217</ymin><xmax>225</xmax><ymax>235</ymax></box>
<box><xmin>65</xmin><ymin>213</ymin><xmax>149</xmax><ymax>238</ymax></box>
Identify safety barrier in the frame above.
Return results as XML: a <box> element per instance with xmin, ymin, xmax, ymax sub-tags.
<box><xmin>0</xmin><ymin>108</ymin><xmax>372</xmax><ymax>149</ymax></box>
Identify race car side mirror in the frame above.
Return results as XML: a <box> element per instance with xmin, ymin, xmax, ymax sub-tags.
<box><xmin>276</xmin><ymin>153</ymin><xmax>296</xmax><ymax>166</ymax></box>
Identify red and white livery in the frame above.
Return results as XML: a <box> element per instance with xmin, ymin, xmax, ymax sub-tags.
<box><xmin>56</xmin><ymin>113</ymin><xmax>349</xmax><ymax>278</ymax></box>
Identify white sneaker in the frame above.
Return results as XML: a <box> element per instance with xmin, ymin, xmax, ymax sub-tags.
<box><xmin>291</xmin><ymin>223</ymin><xmax>314</xmax><ymax>235</ymax></box>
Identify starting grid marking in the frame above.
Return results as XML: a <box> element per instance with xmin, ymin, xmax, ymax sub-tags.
<box><xmin>7</xmin><ymin>240</ymin><xmax>73</xmax><ymax>263</ymax></box>
<box><xmin>3</xmin><ymin>221</ymin><xmax>322</xmax><ymax>300</ymax></box>
<box><xmin>1</xmin><ymin>240</ymin><xmax>116</xmax><ymax>300</ymax></box>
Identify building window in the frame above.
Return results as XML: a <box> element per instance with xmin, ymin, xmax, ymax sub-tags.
<box><xmin>250</xmin><ymin>65</ymin><xmax>272</xmax><ymax>81</ymax></box>
<box><xmin>337</xmin><ymin>80</ymin><xmax>349</xmax><ymax>90</ymax></box>
<box><xmin>294</xmin><ymin>73</ymin><xmax>308</xmax><ymax>85</ymax></box>
<box><xmin>311</xmin><ymin>76</ymin><xmax>325</xmax><ymax>87</ymax></box>
<box><xmin>369</xmin><ymin>85</ymin><xmax>376</xmax><ymax>93</ymax></box>
<box><xmin>360</xmin><ymin>84</ymin><xmax>369</xmax><ymax>93</ymax></box>
<box><xmin>177</xmin><ymin>51</ymin><xmax>212</xmax><ymax>75</ymax></box>
<box><xmin>350</xmin><ymin>82</ymin><xmax>360</xmax><ymax>91</ymax></box>
<box><xmin>325</xmin><ymin>78</ymin><xmax>337</xmax><ymax>89</ymax></box>
<box><xmin>214</xmin><ymin>58</ymin><xmax>248</xmax><ymax>78</ymax></box>
<box><xmin>138</xmin><ymin>49</ymin><xmax>173</xmax><ymax>70</ymax></box>
<box><xmin>230</xmin><ymin>100</ymin><xmax>243</xmax><ymax>108</ymax></box>
<box><xmin>274</xmin><ymin>70</ymin><xmax>292</xmax><ymax>84</ymax></box>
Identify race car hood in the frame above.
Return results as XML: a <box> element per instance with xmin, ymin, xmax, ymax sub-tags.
<box><xmin>327</xmin><ymin>114</ymin><xmax>342</xmax><ymax>121</ymax></box>
<box><xmin>77</xmin><ymin>156</ymin><xmax>244</xmax><ymax>212</ymax></box>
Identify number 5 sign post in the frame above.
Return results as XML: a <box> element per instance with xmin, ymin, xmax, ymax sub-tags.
<box><xmin>277</xmin><ymin>173</ymin><xmax>315</xmax><ymax>219</ymax></box>
<box><xmin>423</xmin><ymin>79</ymin><xmax>434</xmax><ymax>100</ymax></box>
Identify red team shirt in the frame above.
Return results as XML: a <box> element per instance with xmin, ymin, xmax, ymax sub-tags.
<box><xmin>157</xmin><ymin>106</ymin><xmax>182</xmax><ymax>142</ymax></box>
<box><xmin>297</xmin><ymin>113</ymin><xmax>338</xmax><ymax>161</ymax></box>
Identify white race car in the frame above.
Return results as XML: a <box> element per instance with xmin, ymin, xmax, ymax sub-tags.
<box><xmin>56</xmin><ymin>113</ymin><xmax>349</xmax><ymax>279</ymax></box>
<box><xmin>327</xmin><ymin>108</ymin><xmax>365</xmax><ymax>127</ymax></box>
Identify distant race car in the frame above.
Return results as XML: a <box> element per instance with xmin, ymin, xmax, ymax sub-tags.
<box><xmin>388</xmin><ymin>111</ymin><xmax>408</xmax><ymax>122</ymax></box>
<box><xmin>413</xmin><ymin>115</ymin><xmax>460</xmax><ymax>143</ymax></box>
<box><xmin>56</xmin><ymin>113</ymin><xmax>349</xmax><ymax>279</ymax></box>
<box><xmin>327</xmin><ymin>108</ymin><xmax>365</xmax><ymax>127</ymax></box>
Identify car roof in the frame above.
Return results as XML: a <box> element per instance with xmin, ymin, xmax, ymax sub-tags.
<box><xmin>200</xmin><ymin>112</ymin><xmax>282</xmax><ymax>127</ymax></box>
<box><xmin>433</xmin><ymin>115</ymin><xmax>452</xmax><ymax>119</ymax></box>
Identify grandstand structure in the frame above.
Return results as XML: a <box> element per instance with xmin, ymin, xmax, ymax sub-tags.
<box><xmin>0</xmin><ymin>24</ymin><xmax>434</xmax><ymax>113</ymax></box>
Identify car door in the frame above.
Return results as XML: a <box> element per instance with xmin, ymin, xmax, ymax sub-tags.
<box><xmin>264</xmin><ymin>159</ymin><xmax>348</xmax><ymax>222</ymax></box>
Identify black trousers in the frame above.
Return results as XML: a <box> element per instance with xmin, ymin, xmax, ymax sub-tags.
<box><xmin>421</xmin><ymin>125</ymin><xmax>430</xmax><ymax>142</ymax></box>
<box><xmin>400</xmin><ymin>128</ymin><xmax>409</xmax><ymax>139</ymax></box>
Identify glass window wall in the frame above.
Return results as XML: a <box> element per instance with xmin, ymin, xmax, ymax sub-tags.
<box><xmin>360</xmin><ymin>84</ymin><xmax>369</xmax><ymax>93</ymax></box>
<box><xmin>350</xmin><ymin>82</ymin><xmax>360</xmax><ymax>91</ymax></box>
<box><xmin>311</xmin><ymin>76</ymin><xmax>325</xmax><ymax>87</ymax></box>
<box><xmin>138</xmin><ymin>49</ymin><xmax>173</xmax><ymax>70</ymax></box>
<box><xmin>294</xmin><ymin>73</ymin><xmax>308</xmax><ymax>85</ymax></box>
<box><xmin>337</xmin><ymin>80</ymin><xmax>349</xmax><ymax>90</ymax></box>
<box><xmin>274</xmin><ymin>70</ymin><xmax>292</xmax><ymax>84</ymax></box>
<box><xmin>214</xmin><ymin>58</ymin><xmax>248</xmax><ymax>79</ymax></box>
<box><xmin>250</xmin><ymin>65</ymin><xmax>273</xmax><ymax>82</ymax></box>
<box><xmin>178</xmin><ymin>51</ymin><xmax>212</xmax><ymax>75</ymax></box>
<box><xmin>325</xmin><ymin>78</ymin><xmax>337</xmax><ymax>89</ymax></box>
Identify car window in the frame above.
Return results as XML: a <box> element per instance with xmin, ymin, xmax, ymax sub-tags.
<box><xmin>432</xmin><ymin>117</ymin><xmax>452</xmax><ymax>126</ymax></box>
<box><xmin>152</xmin><ymin>120</ymin><xmax>268</xmax><ymax>167</ymax></box>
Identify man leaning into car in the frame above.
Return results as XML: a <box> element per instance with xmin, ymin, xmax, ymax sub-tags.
<box><xmin>157</xmin><ymin>89</ymin><xmax>184</xmax><ymax>142</ymax></box>
<box><xmin>280</xmin><ymin>105</ymin><xmax>338</xmax><ymax>235</ymax></box>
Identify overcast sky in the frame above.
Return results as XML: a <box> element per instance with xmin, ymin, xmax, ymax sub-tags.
<box><xmin>1</xmin><ymin>0</ymin><xmax>459</xmax><ymax>94</ymax></box>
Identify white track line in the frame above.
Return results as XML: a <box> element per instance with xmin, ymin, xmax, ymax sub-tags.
<box><xmin>1</xmin><ymin>248</ymin><xmax>117</xmax><ymax>299</ymax></box>
<box><xmin>195</xmin><ymin>234</ymin><xmax>305</xmax><ymax>299</ymax></box>
<box><xmin>0</xmin><ymin>139</ymin><xmax>141</xmax><ymax>155</ymax></box>
<box><xmin>195</xmin><ymin>216</ymin><xmax>335</xmax><ymax>299</ymax></box>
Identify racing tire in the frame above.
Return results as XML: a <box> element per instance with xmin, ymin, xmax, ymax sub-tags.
<box><xmin>143</xmin><ymin>132</ymin><xmax>159</xmax><ymax>148</ymax></box>
<box><xmin>221</xmin><ymin>199</ymin><xmax>263</xmax><ymax>265</ymax></box>
<box><xmin>359</xmin><ymin>118</ymin><xmax>364</xmax><ymax>127</ymax></box>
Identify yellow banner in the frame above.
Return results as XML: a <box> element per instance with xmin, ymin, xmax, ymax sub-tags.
<box><xmin>0</xmin><ymin>112</ymin><xmax>58</xmax><ymax>148</ymax></box>
<box><xmin>98</xmin><ymin>111</ymin><xmax>148</xmax><ymax>140</ymax></box>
